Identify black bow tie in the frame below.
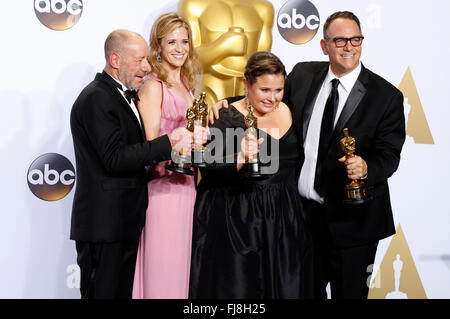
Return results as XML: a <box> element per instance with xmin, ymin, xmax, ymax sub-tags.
<box><xmin>124</xmin><ymin>89</ymin><xmax>140</xmax><ymax>104</ymax></box>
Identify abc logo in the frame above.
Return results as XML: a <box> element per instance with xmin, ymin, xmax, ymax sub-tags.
<box><xmin>34</xmin><ymin>0</ymin><xmax>83</xmax><ymax>31</ymax></box>
<box><xmin>277</xmin><ymin>0</ymin><xmax>320</xmax><ymax>44</ymax></box>
<box><xmin>27</xmin><ymin>153</ymin><xmax>75</xmax><ymax>201</ymax></box>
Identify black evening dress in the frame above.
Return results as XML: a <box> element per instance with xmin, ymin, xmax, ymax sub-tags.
<box><xmin>189</xmin><ymin>105</ymin><xmax>312</xmax><ymax>299</ymax></box>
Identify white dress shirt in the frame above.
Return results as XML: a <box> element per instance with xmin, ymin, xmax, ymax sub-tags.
<box><xmin>298</xmin><ymin>63</ymin><xmax>362</xmax><ymax>203</ymax></box>
<box><xmin>110</xmin><ymin>77</ymin><xmax>142</xmax><ymax>127</ymax></box>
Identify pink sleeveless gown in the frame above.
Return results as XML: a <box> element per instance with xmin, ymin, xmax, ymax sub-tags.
<box><xmin>132</xmin><ymin>76</ymin><xmax>196</xmax><ymax>299</ymax></box>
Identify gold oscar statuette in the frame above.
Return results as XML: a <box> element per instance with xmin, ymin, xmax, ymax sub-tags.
<box><xmin>165</xmin><ymin>98</ymin><xmax>198</xmax><ymax>176</ymax></box>
<box><xmin>240</xmin><ymin>104</ymin><xmax>266</xmax><ymax>179</ymax></box>
<box><xmin>340</xmin><ymin>128</ymin><xmax>369</xmax><ymax>204</ymax></box>
<box><xmin>191</xmin><ymin>92</ymin><xmax>209</xmax><ymax>167</ymax></box>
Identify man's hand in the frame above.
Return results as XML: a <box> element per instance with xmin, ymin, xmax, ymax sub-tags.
<box><xmin>168</xmin><ymin>127</ymin><xmax>193</xmax><ymax>153</ymax></box>
<box><xmin>338</xmin><ymin>155</ymin><xmax>368</xmax><ymax>180</ymax></box>
<box><xmin>208</xmin><ymin>99</ymin><xmax>229</xmax><ymax>125</ymax></box>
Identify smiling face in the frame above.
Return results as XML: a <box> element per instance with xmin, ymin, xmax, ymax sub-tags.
<box><xmin>159</xmin><ymin>27</ymin><xmax>190</xmax><ymax>70</ymax></box>
<box><xmin>117</xmin><ymin>36</ymin><xmax>151</xmax><ymax>90</ymax></box>
<box><xmin>320</xmin><ymin>18</ymin><xmax>362</xmax><ymax>77</ymax></box>
<box><xmin>245</xmin><ymin>73</ymin><xmax>285</xmax><ymax>116</ymax></box>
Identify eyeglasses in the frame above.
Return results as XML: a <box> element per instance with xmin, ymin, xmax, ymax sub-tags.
<box><xmin>327</xmin><ymin>36</ymin><xmax>364</xmax><ymax>48</ymax></box>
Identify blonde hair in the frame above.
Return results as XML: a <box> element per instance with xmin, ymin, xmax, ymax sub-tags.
<box><xmin>149</xmin><ymin>12</ymin><xmax>201</xmax><ymax>91</ymax></box>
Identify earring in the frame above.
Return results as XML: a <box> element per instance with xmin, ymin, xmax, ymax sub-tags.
<box><xmin>244</xmin><ymin>89</ymin><xmax>251</xmax><ymax>110</ymax></box>
<box><xmin>244</xmin><ymin>89</ymin><xmax>250</xmax><ymax>108</ymax></box>
<box><xmin>157</xmin><ymin>51</ymin><xmax>162</xmax><ymax>63</ymax></box>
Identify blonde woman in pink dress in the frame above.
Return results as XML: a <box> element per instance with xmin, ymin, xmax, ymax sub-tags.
<box><xmin>132</xmin><ymin>12</ymin><xmax>201</xmax><ymax>299</ymax></box>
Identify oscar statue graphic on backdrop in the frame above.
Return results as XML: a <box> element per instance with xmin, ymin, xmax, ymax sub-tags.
<box><xmin>385</xmin><ymin>254</ymin><xmax>408</xmax><ymax>299</ymax></box>
<box><xmin>398</xmin><ymin>67</ymin><xmax>434</xmax><ymax>144</ymax></box>
<box><xmin>179</xmin><ymin>0</ymin><xmax>274</xmax><ymax>106</ymax></box>
<box><xmin>368</xmin><ymin>224</ymin><xmax>427</xmax><ymax>299</ymax></box>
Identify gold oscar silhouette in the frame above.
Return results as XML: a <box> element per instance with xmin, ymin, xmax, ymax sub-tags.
<box><xmin>192</xmin><ymin>92</ymin><xmax>209</xmax><ymax>167</ymax></box>
<box><xmin>340</xmin><ymin>128</ymin><xmax>369</xmax><ymax>204</ymax></box>
<box><xmin>179</xmin><ymin>0</ymin><xmax>274</xmax><ymax>106</ymax></box>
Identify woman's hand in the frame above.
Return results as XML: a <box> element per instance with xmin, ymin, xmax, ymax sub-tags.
<box><xmin>237</xmin><ymin>135</ymin><xmax>264</xmax><ymax>170</ymax></box>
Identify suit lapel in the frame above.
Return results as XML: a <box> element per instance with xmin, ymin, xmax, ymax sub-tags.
<box><xmin>133</xmin><ymin>99</ymin><xmax>147</xmax><ymax>138</ymax></box>
<box><xmin>302</xmin><ymin>66</ymin><xmax>328</xmax><ymax>141</ymax></box>
<box><xmin>334</xmin><ymin>80</ymin><xmax>366</xmax><ymax>135</ymax></box>
<box><xmin>333</xmin><ymin>65</ymin><xmax>368</xmax><ymax>138</ymax></box>
<box><xmin>98</xmin><ymin>72</ymin><xmax>146</xmax><ymax>140</ymax></box>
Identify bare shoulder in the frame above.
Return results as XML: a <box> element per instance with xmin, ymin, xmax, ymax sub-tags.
<box><xmin>278</xmin><ymin>102</ymin><xmax>291</xmax><ymax>114</ymax></box>
<box><xmin>138</xmin><ymin>78</ymin><xmax>163</xmax><ymax>113</ymax></box>
<box><xmin>277</xmin><ymin>101</ymin><xmax>293</xmax><ymax>121</ymax></box>
<box><xmin>139</xmin><ymin>77</ymin><xmax>162</xmax><ymax>95</ymax></box>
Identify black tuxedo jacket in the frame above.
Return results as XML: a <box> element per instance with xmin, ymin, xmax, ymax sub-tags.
<box><xmin>70</xmin><ymin>71</ymin><xmax>172</xmax><ymax>242</ymax></box>
<box><xmin>284</xmin><ymin>62</ymin><xmax>405</xmax><ymax>247</ymax></box>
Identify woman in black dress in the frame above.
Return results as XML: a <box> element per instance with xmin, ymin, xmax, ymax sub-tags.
<box><xmin>189</xmin><ymin>52</ymin><xmax>312</xmax><ymax>298</ymax></box>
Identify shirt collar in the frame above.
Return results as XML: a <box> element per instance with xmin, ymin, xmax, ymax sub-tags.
<box><xmin>325</xmin><ymin>62</ymin><xmax>362</xmax><ymax>93</ymax></box>
<box><xmin>104</xmin><ymin>71</ymin><xmax>127</xmax><ymax>91</ymax></box>
<box><xmin>112</xmin><ymin>78</ymin><xmax>127</xmax><ymax>92</ymax></box>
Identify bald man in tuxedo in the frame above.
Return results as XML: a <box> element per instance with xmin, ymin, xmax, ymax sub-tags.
<box><xmin>70</xmin><ymin>29</ymin><xmax>192</xmax><ymax>298</ymax></box>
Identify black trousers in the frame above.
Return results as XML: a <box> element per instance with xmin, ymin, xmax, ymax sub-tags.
<box><xmin>301</xmin><ymin>197</ymin><xmax>378</xmax><ymax>299</ymax></box>
<box><xmin>75</xmin><ymin>240</ymin><xmax>139</xmax><ymax>299</ymax></box>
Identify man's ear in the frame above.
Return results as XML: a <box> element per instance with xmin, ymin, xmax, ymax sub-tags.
<box><xmin>320</xmin><ymin>39</ymin><xmax>329</xmax><ymax>56</ymax></box>
<box><xmin>109</xmin><ymin>51</ymin><xmax>121</xmax><ymax>69</ymax></box>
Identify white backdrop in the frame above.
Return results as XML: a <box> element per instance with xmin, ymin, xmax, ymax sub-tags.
<box><xmin>1</xmin><ymin>0</ymin><xmax>449</xmax><ymax>298</ymax></box>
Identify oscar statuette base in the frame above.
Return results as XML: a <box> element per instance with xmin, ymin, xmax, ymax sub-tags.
<box><xmin>165</xmin><ymin>153</ymin><xmax>194</xmax><ymax>176</ymax></box>
<box><xmin>191</xmin><ymin>149</ymin><xmax>208</xmax><ymax>168</ymax></box>
<box><xmin>240</xmin><ymin>162</ymin><xmax>269</xmax><ymax>180</ymax></box>
<box><xmin>342</xmin><ymin>180</ymin><xmax>371</xmax><ymax>205</ymax></box>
